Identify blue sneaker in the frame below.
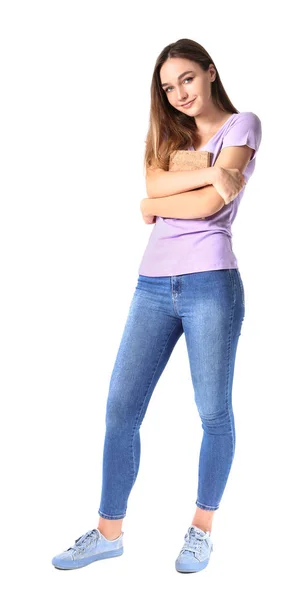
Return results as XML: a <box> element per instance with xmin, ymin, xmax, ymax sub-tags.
<box><xmin>52</xmin><ymin>528</ymin><xmax>124</xmax><ymax>570</ymax></box>
<box><xmin>175</xmin><ymin>525</ymin><xmax>214</xmax><ymax>573</ymax></box>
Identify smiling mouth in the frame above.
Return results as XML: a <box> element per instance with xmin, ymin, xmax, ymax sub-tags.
<box><xmin>181</xmin><ymin>98</ymin><xmax>196</xmax><ymax>108</ymax></box>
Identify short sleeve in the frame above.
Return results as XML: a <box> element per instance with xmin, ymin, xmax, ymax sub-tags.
<box><xmin>221</xmin><ymin>112</ymin><xmax>262</xmax><ymax>161</ymax></box>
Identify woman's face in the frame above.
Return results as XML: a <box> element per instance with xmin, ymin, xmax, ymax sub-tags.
<box><xmin>160</xmin><ymin>57</ymin><xmax>215</xmax><ymax>115</ymax></box>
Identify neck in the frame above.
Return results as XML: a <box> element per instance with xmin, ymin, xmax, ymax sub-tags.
<box><xmin>194</xmin><ymin>106</ymin><xmax>230</xmax><ymax>133</ymax></box>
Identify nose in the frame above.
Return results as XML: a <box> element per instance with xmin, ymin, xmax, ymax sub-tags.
<box><xmin>177</xmin><ymin>94</ymin><xmax>189</xmax><ymax>106</ymax></box>
<box><xmin>177</xmin><ymin>90</ymin><xmax>188</xmax><ymax>102</ymax></box>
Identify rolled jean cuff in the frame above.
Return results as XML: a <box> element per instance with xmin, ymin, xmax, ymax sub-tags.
<box><xmin>98</xmin><ymin>509</ymin><xmax>126</xmax><ymax>520</ymax></box>
<box><xmin>196</xmin><ymin>500</ymin><xmax>220</xmax><ymax>511</ymax></box>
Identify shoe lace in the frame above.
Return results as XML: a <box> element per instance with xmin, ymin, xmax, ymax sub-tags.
<box><xmin>67</xmin><ymin>529</ymin><xmax>98</xmax><ymax>554</ymax></box>
<box><xmin>181</xmin><ymin>526</ymin><xmax>211</xmax><ymax>556</ymax></box>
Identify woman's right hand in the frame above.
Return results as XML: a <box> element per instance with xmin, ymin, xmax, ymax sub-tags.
<box><xmin>212</xmin><ymin>166</ymin><xmax>246</xmax><ymax>205</ymax></box>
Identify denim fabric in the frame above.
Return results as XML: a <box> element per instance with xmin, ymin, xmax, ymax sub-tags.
<box><xmin>98</xmin><ymin>268</ymin><xmax>245</xmax><ymax>519</ymax></box>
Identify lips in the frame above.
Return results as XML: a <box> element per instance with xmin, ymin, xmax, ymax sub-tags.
<box><xmin>181</xmin><ymin>98</ymin><xmax>195</xmax><ymax>108</ymax></box>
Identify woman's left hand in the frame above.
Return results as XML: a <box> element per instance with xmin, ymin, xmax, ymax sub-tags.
<box><xmin>140</xmin><ymin>198</ymin><xmax>156</xmax><ymax>224</ymax></box>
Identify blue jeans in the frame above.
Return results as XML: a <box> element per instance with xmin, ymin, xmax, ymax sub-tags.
<box><xmin>98</xmin><ymin>268</ymin><xmax>245</xmax><ymax>519</ymax></box>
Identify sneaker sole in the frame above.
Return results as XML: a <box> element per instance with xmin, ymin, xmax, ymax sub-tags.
<box><xmin>175</xmin><ymin>557</ymin><xmax>209</xmax><ymax>573</ymax></box>
<box><xmin>52</xmin><ymin>547</ymin><xmax>124</xmax><ymax>570</ymax></box>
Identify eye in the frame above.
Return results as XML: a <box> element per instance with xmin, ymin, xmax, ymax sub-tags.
<box><xmin>165</xmin><ymin>77</ymin><xmax>193</xmax><ymax>93</ymax></box>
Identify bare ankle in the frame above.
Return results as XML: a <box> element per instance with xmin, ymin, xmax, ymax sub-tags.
<box><xmin>97</xmin><ymin>516</ymin><xmax>123</xmax><ymax>540</ymax></box>
<box><xmin>98</xmin><ymin>529</ymin><xmax>121</xmax><ymax>540</ymax></box>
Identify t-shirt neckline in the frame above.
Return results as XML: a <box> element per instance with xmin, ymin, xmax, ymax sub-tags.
<box><xmin>192</xmin><ymin>113</ymin><xmax>236</xmax><ymax>151</ymax></box>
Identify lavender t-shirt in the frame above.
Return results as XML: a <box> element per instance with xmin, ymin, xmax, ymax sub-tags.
<box><xmin>138</xmin><ymin>111</ymin><xmax>262</xmax><ymax>277</ymax></box>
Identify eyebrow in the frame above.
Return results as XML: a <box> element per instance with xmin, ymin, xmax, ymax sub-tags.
<box><xmin>161</xmin><ymin>70</ymin><xmax>194</xmax><ymax>88</ymax></box>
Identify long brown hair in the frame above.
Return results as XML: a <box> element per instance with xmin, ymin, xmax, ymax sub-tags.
<box><xmin>143</xmin><ymin>38</ymin><xmax>239</xmax><ymax>173</ymax></box>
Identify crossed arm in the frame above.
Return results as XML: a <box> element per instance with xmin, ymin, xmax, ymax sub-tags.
<box><xmin>141</xmin><ymin>145</ymin><xmax>254</xmax><ymax>220</ymax></box>
<box><xmin>141</xmin><ymin>186</ymin><xmax>225</xmax><ymax>219</ymax></box>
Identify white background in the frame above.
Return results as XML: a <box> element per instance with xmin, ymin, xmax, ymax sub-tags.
<box><xmin>1</xmin><ymin>0</ymin><xmax>307</xmax><ymax>598</ymax></box>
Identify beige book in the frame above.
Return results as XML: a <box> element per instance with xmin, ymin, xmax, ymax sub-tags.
<box><xmin>168</xmin><ymin>149</ymin><xmax>212</xmax><ymax>171</ymax></box>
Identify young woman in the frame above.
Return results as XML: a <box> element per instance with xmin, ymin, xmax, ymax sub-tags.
<box><xmin>52</xmin><ymin>38</ymin><xmax>262</xmax><ymax>573</ymax></box>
